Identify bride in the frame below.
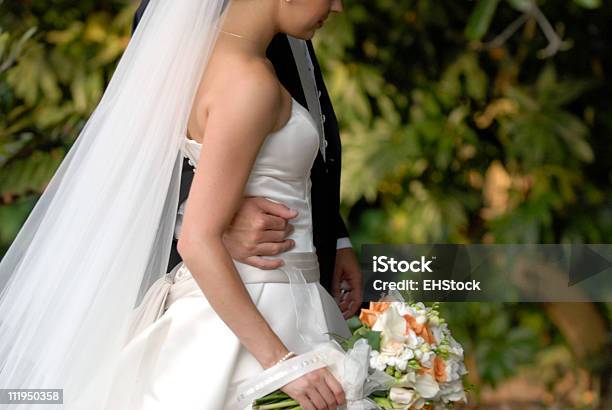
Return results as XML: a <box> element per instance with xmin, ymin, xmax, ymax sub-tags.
<box><xmin>0</xmin><ymin>1</ymin><xmax>362</xmax><ymax>409</ymax></box>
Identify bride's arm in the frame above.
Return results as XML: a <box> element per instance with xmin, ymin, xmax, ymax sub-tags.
<box><xmin>177</xmin><ymin>62</ymin><xmax>288</xmax><ymax>370</ymax></box>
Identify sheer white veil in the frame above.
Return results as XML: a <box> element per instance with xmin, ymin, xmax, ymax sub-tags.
<box><xmin>0</xmin><ymin>0</ymin><xmax>228</xmax><ymax>407</ymax></box>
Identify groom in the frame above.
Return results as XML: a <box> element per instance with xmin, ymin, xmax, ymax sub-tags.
<box><xmin>133</xmin><ymin>0</ymin><xmax>362</xmax><ymax>318</ymax></box>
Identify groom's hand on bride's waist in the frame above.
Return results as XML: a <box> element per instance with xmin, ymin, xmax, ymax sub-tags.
<box><xmin>222</xmin><ymin>196</ymin><xmax>298</xmax><ymax>269</ymax></box>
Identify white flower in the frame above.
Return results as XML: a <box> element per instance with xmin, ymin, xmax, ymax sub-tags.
<box><xmin>373</xmin><ymin>305</ymin><xmax>408</xmax><ymax>352</ymax></box>
<box><xmin>415</xmin><ymin>312</ymin><xmax>427</xmax><ymax>326</ymax></box>
<box><xmin>443</xmin><ymin>359</ymin><xmax>468</xmax><ymax>382</ymax></box>
<box><xmin>396</xmin><ymin>303</ymin><xmax>416</xmax><ymax>317</ymax></box>
<box><xmin>446</xmin><ymin>335</ymin><xmax>465</xmax><ymax>358</ymax></box>
<box><xmin>419</xmin><ymin>350</ymin><xmax>434</xmax><ymax>369</ymax></box>
<box><xmin>429</xmin><ymin>324</ymin><xmax>442</xmax><ymax>344</ymax></box>
<box><xmin>389</xmin><ymin>387</ymin><xmax>418</xmax><ymax>407</ymax></box>
<box><xmin>369</xmin><ymin>350</ymin><xmax>388</xmax><ymax>372</ymax></box>
<box><xmin>381</xmin><ymin>340</ymin><xmax>405</xmax><ymax>356</ymax></box>
<box><xmin>405</xmin><ymin>329</ymin><xmax>420</xmax><ymax>349</ymax></box>
<box><xmin>394</xmin><ymin>347</ymin><xmax>414</xmax><ymax>372</ymax></box>
<box><xmin>438</xmin><ymin>380</ymin><xmax>467</xmax><ymax>403</ymax></box>
<box><xmin>396</xmin><ymin>357</ymin><xmax>407</xmax><ymax>371</ymax></box>
<box><xmin>401</xmin><ymin>348</ymin><xmax>415</xmax><ymax>361</ymax></box>
<box><xmin>412</xmin><ymin>373</ymin><xmax>439</xmax><ymax>399</ymax></box>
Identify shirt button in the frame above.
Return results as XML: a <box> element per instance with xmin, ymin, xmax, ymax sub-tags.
<box><xmin>321</xmin><ymin>114</ymin><xmax>326</xmax><ymax>123</ymax></box>
<box><xmin>318</xmin><ymin>90</ymin><xmax>322</xmax><ymax>98</ymax></box>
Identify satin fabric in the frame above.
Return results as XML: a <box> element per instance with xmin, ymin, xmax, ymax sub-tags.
<box><xmin>179</xmin><ymin>97</ymin><xmax>321</xmax><ymax>253</ymax></box>
<box><xmin>108</xmin><ymin>98</ymin><xmax>351</xmax><ymax>409</ymax></box>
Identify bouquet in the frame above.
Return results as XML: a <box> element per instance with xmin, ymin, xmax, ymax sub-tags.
<box><xmin>252</xmin><ymin>291</ymin><xmax>468</xmax><ymax>410</ymax></box>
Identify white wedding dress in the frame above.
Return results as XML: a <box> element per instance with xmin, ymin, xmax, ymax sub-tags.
<box><xmin>105</xmin><ymin>97</ymin><xmax>352</xmax><ymax>410</ymax></box>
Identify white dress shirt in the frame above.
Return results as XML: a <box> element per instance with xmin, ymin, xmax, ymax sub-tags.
<box><xmin>287</xmin><ymin>37</ymin><xmax>351</xmax><ymax>250</ymax></box>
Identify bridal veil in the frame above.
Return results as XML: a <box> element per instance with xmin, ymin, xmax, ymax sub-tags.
<box><xmin>0</xmin><ymin>0</ymin><xmax>228</xmax><ymax>407</ymax></box>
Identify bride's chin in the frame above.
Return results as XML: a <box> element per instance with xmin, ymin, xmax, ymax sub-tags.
<box><xmin>283</xmin><ymin>33</ymin><xmax>313</xmax><ymax>41</ymax></box>
<box><xmin>283</xmin><ymin>26</ymin><xmax>319</xmax><ymax>41</ymax></box>
<box><xmin>294</xmin><ymin>30</ymin><xmax>317</xmax><ymax>41</ymax></box>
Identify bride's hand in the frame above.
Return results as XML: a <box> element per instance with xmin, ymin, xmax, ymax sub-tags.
<box><xmin>281</xmin><ymin>367</ymin><xmax>346</xmax><ymax>410</ymax></box>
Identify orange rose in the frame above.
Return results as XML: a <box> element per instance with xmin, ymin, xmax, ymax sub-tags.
<box><xmin>358</xmin><ymin>301</ymin><xmax>391</xmax><ymax>327</ymax></box>
<box><xmin>369</xmin><ymin>301</ymin><xmax>391</xmax><ymax>313</ymax></box>
<box><xmin>358</xmin><ymin>309</ymin><xmax>379</xmax><ymax>327</ymax></box>
<box><xmin>402</xmin><ymin>314</ymin><xmax>434</xmax><ymax>344</ymax></box>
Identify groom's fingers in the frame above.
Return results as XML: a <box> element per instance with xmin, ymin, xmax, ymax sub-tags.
<box><xmin>255</xmin><ymin>223</ymin><xmax>295</xmax><ymax>243</ymax></box>
<box><xmin>254</xmin><ymin>213</ymin><xmax>290</xmax><ymax>231</ymax></box>
<box><xmin>255</xmin><ymin>240</ymin><xmax>295</xmax><ymax>256</ymax></box>
<box><xmin>242</xmin><ymin>255</ymin><xmax>284</xmax><ymax>270</ymax></box>
<box><xmin>253</xmin><ymin>197</ymin><xmax>298</xmax><ymax>219</ymax></box>
<box><xmin>343</xmin><ymin>289</ymin><xmax>362</xmax><ymax>318</ymax></box>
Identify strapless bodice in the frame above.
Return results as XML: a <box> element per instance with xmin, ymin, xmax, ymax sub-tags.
<box><xmin>178</xmin><ymin>97</ymin><xmax>320</xmax><ymax>254</ymax></box>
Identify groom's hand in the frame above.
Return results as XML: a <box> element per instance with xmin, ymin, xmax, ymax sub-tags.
<box><xmin>332</xmin><ymin>247</ymin><xmax>363</xmax><ymax>319</ymax></box>
<box><xmin>223</xmin><ymin>196</ymin><xmax>297</xmax><ymax>269</ymax></box>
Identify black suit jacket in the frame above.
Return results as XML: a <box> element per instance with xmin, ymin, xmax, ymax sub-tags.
<box><xmin>133</xmin><ymin>1</ymin><xmax>348</xmax><ymax>292</ymax></box>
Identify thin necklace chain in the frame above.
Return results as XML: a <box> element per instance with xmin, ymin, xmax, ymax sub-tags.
<box><xmin>220</xmin><ymin>30</ymin><xmax>257</xmax><ymax>44</ymax></box>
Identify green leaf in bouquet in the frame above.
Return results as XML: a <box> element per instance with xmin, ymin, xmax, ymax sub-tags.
<box><xmin>371</xmin><ymin>396</ymin><xmax>393</xmax><ymax>408</ymax></box>
<box><xmin>346</xmin><ymin>316</ymin><xmax>362</xmax><ymax>333</ymax></box>
<box><xmin>326</xmin><ymin>330</ymin><xmax>351</xmax><ymax>348</ymax></box>
<box><xmin>345</xmin><ymin>324</ymin><xmax>381</xmax><ymax>351</ymax></box>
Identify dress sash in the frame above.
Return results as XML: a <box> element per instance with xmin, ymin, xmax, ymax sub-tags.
<box><xmin>125</xmin><ymin>252</ymin><xmax>321</xmax><ymax>344</ymax></box>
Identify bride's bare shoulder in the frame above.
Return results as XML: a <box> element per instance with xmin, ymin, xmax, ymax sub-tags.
<box><xmin>188</xmin><ymin>53</ymin><xmax>283</xmax><ymax>142</ymax></box>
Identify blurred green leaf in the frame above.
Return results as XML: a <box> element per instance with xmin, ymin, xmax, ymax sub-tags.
<box><xmin>573</xmin><ymin>0</ymin><xmax>601</xmax><ymax>9</ymax></box>
<box><xmin>465</xmin><ymin>0</ymin><xmax>500</xmax><ymax>41</ymax></box>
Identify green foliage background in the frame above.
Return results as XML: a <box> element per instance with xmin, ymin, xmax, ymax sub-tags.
<box><xmin>1</xmin><ymin>0</ymin><xmax>610</xmax><ymax>407</ymax></box>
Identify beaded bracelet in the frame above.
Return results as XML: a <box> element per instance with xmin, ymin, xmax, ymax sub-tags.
<box><xmin>274</xmin><ymin>351</ymin><xmax>296</xmax><ymax>366</ymax></box>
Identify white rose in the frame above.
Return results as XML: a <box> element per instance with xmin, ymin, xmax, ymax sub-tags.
<box><xmin>373</xmin><ymin>305</ymin><xmax>408</xmax><ymax>352</ymax></box>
